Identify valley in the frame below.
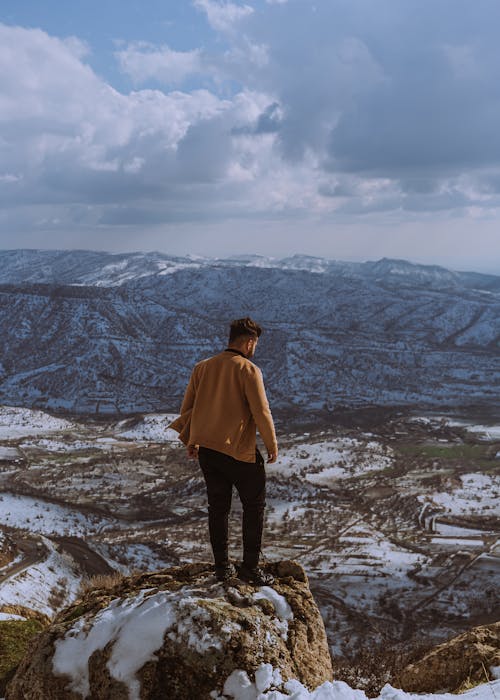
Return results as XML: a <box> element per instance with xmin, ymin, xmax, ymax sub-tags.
<box><xmin>0</xmin><ymin>405</ymin><xmax>498</xmax><ymax>687</ymax></box>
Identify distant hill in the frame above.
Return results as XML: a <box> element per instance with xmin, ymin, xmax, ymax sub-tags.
<box><xmin>0</xmin><ymin>250</ymin><xmax>498</xmax><ymax>414</ymax></box>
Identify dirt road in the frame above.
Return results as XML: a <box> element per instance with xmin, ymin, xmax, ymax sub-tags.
<box><xmin>53</xmin><ymin>536</ymin><xmax>115</xmax><ymax>577</ymax></box>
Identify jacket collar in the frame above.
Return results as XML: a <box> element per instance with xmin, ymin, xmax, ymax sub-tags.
<box><xmin>224</xmin><ymin>348</ymin><xmax>248</xmax><ymax>359</ymax></box>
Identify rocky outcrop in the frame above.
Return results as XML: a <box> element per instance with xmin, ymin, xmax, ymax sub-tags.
<box><xmin>6</xmin><ymin>560</ymin><xmax>333</xmax><ymax>700</ymax></box>
<box><xmin>400</xmin><ymin>621</ymin><xmax>500</xmax><ymax>692</ymax></box>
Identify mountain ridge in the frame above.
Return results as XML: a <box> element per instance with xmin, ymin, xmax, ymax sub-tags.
<box><xmin>0</xmin><ymin>250</ymin><xmax>498</xmax><ymax>414</ymax></box>
<box><xmin>0</xmin><ymin>249</ymin><xmax>499</xmax><ymax>290</ymax></box>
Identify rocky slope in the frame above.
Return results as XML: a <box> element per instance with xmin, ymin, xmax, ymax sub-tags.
<box><xmin>400</xmin><ymin>622</ymin><xmax>500</xmax><ymax>693</ymax></box>
<box><xmin>0</xmin><ymin>250</ymin><xmax>499</xmax><ymax>413</ymax></box>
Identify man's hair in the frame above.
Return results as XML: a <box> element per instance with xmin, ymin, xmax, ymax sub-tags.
<box><xmin>229</xmin><ymin>317</ymin><xmax>262</xmax><ymax>343</ymax></box>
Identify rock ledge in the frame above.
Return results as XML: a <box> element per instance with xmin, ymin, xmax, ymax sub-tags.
<box><xmin>6</xmin><ymin>560</ymin><xmax>333</xmax><ymax>700</ymax></box>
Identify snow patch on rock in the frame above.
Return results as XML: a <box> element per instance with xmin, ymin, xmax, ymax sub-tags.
<box><xmin>53</xmin><ymin>585</ymin><xmax>240</xmax><ymax>700</ymax></box>
<box><xmin>253</xmin><ymin>586</ymin><xmax>294</xmax><ymax>640</ymax></box>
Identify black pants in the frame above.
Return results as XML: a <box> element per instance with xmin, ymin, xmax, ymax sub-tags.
<box><xmin>198</xmin><ymin>447</ymin><xmax>266</xmax><ymax>569</ymax></box>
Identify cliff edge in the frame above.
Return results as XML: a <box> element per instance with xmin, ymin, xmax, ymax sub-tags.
<box><xmin>5</xmin><ymin>560</ymin><xmax>333</xmax><ymax>699</ymax></box>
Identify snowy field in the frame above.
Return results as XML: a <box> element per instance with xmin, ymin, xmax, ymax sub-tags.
<box><xmin>0</xmin><ymin>537</ymin><xmax>81</xmax><ymax>616</ymax></box>
<box><xmin>0</xmin><ymin>405</ymin><xmax>74</xmax><ymax>439</ymax></box>
<box><xmin>269</xmin><ymin>438</ymin><xmax>392</xmax><ymax>484</ymax></box>
<box><xmin>0</xmin><ymin>492</ymin><xmax>115</xmax><ymax>536</ymax></box>
<box><xmin>93</xmin><ymin>541</ymin><xmax>174</xmax><ymax>575</ymax></box>
<box><xmin>300</xmin><ymin>522</ymin><xmax>426</xmax><ymax>614</ymax></box>
<box><xmin>19</xmin><ymin>437</ymin><xmax>129</xmax><ymax>452</ymax></box>
<box><xmin>336</xmin><ymin>529</ymin><xmax>424</xmax><ymax>580</ymax></box>
<box><xmin>411</xmin><ymin>416</ymin><xmax>500</xmax><ymax>440</ymax></box>
<box><xmin>0</xmin><ymin>446</ymin><xmax>22</xmax><ymax>460</ymax></box>
<box><xmin>426</xmin><ymin>473</ymin><xmax>500</xmax><ymax>516</ymax></box>
<box><xmin>446</xmin><ymin>421</ymin><xmax>500</xmax><ymax>440</ymax></box>
<box><xmin>117</xmin><ymin>413</ymin><xmax>179</xmax><ymax>442</ymax></box>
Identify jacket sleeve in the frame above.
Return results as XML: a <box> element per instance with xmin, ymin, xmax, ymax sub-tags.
<box><xmin>243</xmin><ymin>364</ymin><xmax>278</xmax><ymax>455</ymax></box>
<box><xmin>168</xmin><ymin>366</ymin><xmax>198</xmax><ymax>445</ymax></box>
<box><xmin>179</xmin><ymin>368</ymin><xmax>197</xmax><ymax>415</ymax></box>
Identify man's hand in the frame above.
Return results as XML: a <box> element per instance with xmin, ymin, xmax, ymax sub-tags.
<box><xmin>267</xmin><ymin>450</ymin><xmax>278</xmax><ymax>464</ymax></box>
<box><xmin>187</xmin><ymin>444</ymin><xmax>199</xmax><ymax>460</ymax></box>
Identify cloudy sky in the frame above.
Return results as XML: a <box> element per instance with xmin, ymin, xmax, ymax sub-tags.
<box><xmin>1</xmin><ymin>0</ymin><xmax>500</xmax><ymax>272</ymax></box>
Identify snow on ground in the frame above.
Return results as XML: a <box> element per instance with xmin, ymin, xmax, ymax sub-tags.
<box><xmin>93</xmin><ymin>542</ymin><xmax>174</xmax><ymax>575</ymax></box>
<box><xmin>0</xmin><ymin>405</ymin><xmax>74</xmax><ymax>439</ymax></box>
<box><xmin>19</xmin><ymin>437</ymin><xmax>128</xmax><ymax>452</ymax></box>
<box><xmin>426</xmin><ymin>473</ymin><xmax>500</xmax><ymax>516</ymax></box>
<box><xmin>0</xmin><ymin>552</ymin><xmax>23</xmax><ymax>574</ymax></box>
<box><xmin>413</xmin><ymin>416</ymin><xmax>500</xmax><ymax>440</ymax></box>
<box><xmin>117</xmin><ymin>413</ymin><xmax>180</xmax><ymax>442</ymax></box>
<box><xmin>0</xmin><ymin>492</ymin><xmax>115</xmax><ymax>536</ymax></box>
<box><xmin>216</xmin><ymin>667</ymin><xmax>500</xmax><ymax>700</ymax></box>
<box><xmin>332</xmin><ymin>531</ymin><xmax>423</xmax><ymax>583</ymax></box>
<box><xmin>464</xmin><ymin>425</ymin><xmax>500</xmax><ymax>440</ymax></box>
<box><xmin>267</xmin><ymin>502</ymin><xmax>308</xmax><ymax>525</ymax></box>
<box><xmin>0</xmin><ymin>446</ymin><xmax>22</xmax><ymax>460</ymax></box>
<box><xmin>269</xmin><ymin>438</ymin><xmax>392</xmax><ymax>484</ymax></box>
<box><xmin>446</xmin><ymin>421</ymin><xmax>500</xmax><ymax>440</ymax></box>
<box><xmin>298</xmin><ymin>521</ymin><xmax>425</xmax><ymax>610</ymax></box>
<box><xmin>0</xmin><ymin>537</ymin><xmax>81</xmax><ymax>616</ymax></box>
<box><xmin>433</xmin><ymin>522</ymin><xmax>491</xmax><ymax>537</ymax></box>
<box><xmin>430</xmin><ymin>537</ymin><xmax>485</xmax><ymax>547</ymax></box>
<box><xmin>0</xmin><ymin>612</ymin><xmax>26</xmax><ymax>621</ymax></box>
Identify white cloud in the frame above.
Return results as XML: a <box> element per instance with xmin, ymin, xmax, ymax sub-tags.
<box><xmin>0</xmin><ymin>24</ymin><xmax>234</xmax><ymax>202</ymax></box>
<box><xmin>116</xmin><ymin>42</ymin><xmax>204</xmax><ymax>86</ymax></box>
<box><xmin>0</xmin><ymin>22</ymin><xmax>294</xmax><ymax>233</ymax></box>
<box><xmin>225</xmin><ymin>37</ymin><xmax>269</xmax><ymax>69</ymax></box>
<box><xmin>3</xmin><ymin>1</ymin><xmax>500</xmax><ymax>271</ymax></box>
<box><xmin>193</xmin><ymin>0</ymin><xmax>254</xmax><ymax>34</ymax></box>
<box><xmin>61</xmin><ymin>36</ymin><xmax>91</xmax><ymax>60</ymax></box>
<box><xmin>123</xmin><ymin>157</ymin><xmax>146</xmax><ymax>174</ymax></box>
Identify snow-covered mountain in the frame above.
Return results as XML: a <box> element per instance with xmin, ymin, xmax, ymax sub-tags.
<box><xmin>0</xmin><ymin>250</ymin><xmax>498</xmax><ymax>413</ymax></box>
<box><xmin>1</xmin><ymin>249</ymin><xmax>500</xmax><ymax>290</ymax></box>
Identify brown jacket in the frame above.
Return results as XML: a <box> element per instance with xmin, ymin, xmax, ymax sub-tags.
<box><xmin>169</xmin><ymin>350</ymin><xmax>278</xmax><ymax>463</ymax></box>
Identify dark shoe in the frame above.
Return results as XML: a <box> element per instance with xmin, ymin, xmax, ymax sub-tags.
<box><xmin>214</xmin><ymin>562</ymin><xmax>237</xmax><ymax>582</ymax></box>
<box><xmin>237</xmin><ymin>564</ymin><xmax>274</xmax><ymax>586</ymax></box>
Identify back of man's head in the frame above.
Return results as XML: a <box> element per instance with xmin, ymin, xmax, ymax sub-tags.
<box><xmin>229</xmin><ymin>317</ymin><xmax>262</xmax><ymax>343</ymax></box>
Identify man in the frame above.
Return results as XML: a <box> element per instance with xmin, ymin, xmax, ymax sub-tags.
<box><xmin>169</xmin><ymin>317</ymin><xmax>278</xmax><ymax>585</ymax></box>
